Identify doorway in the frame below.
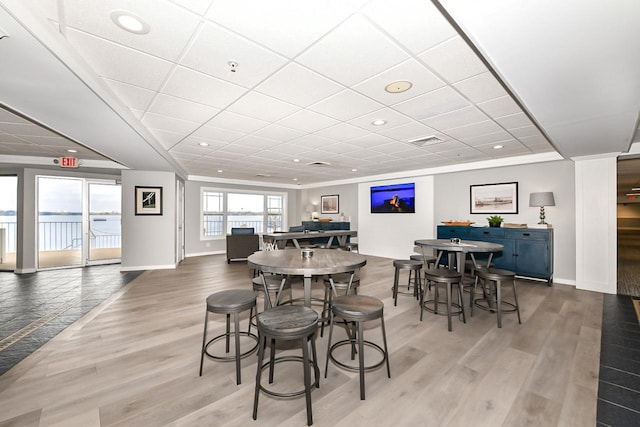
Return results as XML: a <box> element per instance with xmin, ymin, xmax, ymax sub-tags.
<box><xmin>617</xmin><ymin>157</ymin><xmax>640</xmax><ymax>296</ymax></box>
<box><xmin>37</xmin><ymin>176</ymin><xmax>121</xmax><ymax>269</ymax></box>
<box><xmin>0</xmin><ymin>175</ymin><xmax>17</xmax><ymax>271</ymax></box>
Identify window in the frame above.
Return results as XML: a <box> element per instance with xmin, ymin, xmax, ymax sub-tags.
<box><xmin>201</xmin><ymin>189</ymin><xmax>285</xmax><ymax>238</ymax></box>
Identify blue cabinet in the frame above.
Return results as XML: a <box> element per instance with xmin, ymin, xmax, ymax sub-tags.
<box><xmin>437</xmin><ymin>226</ymin><xmax>554</xmax><ymax>284</ymax></box>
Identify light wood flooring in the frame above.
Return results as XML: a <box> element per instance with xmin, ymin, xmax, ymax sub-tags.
<box><xmin>0</xmin><ymin>253</ymin><xmax>602</xmax><ymax>427</ymax></box>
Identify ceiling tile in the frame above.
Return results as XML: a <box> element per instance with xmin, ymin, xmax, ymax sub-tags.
<box><xmin>206</xmin><ymin>111</ymin><xmax>269</xmax><ymax>134</ymax></box>
<box><xmin>510</xmin><ymin>125</ymin><xmax>541</xmax><ymax>139</ymax></box>
<box><xmin>175</xmin><ymin>136</ymin><xmax>227</xmax><ymax>151</ymax></box>
<box><xmin>206</xmin><ymin>0</ymin><xmax>357</xmax><ymax>58</ymax></box>
<box><xmin>421</xmin><ymin>106</ymin><xmax>489</xmax><ymax>132</ymax></box>
<box><xmin>232</xmin><ymin>135</ymin><xmax>280</xmax><ymax>150</ymax></box>
<box><xmin>296</xmin><ymin>14</ymin><xmax>408</xmax><ymax>87</ymax></box>
<box><xmin>313</xmin><ymin>123</ymin><xmax>369</xmax><ymax>141</ymax></box>
<box><xmin>149</xmin><ymin>128</ymin><xmax>185</xmax><ymax>149</ymax></box>
<box><xmin>0</xmin><ymin>110</ymin><xmax>30</xmax><ymax>124</ymax></box>
<box><xmin>253</xmin><ymin>124</ymin><xmax>306</xmax><ymax>142</ymax></box>
<box><xmin>418</xmin><ymin>36</ymin><xmax>487</xmax><ymax>84</ymax></box>
<box><xmin>453</xmin><ymin>72</ymin><xmax>509</xmax><ymax>104</ymax></box>
<box><xmin>308</xmin><ymin>90</ymin><xmax>383</xmax><ymax>121</ymax></box>
<box><xmin>141</xmin><ymin>112</ymin><xmax>200</xmax><ymax>135</ymax></box>
<box><xmin>227</xmin><ymin>92</ymin><xmax>298</xmax><ymax>122</ymax></box>
<box><xmin>475</xmin><ymin>140</ymin><xmax>528</xmax><ymax>156</ymax></box>
<box><xmin>444</xmin><ymin>120</ymin><xmax>503</xmax><ymax>140</ymax></box>
<box><xmin>495</xmin><ymin>113</ymin><xmax>534</xmax><ymax>130</ymax></box>
<box><xmin>276</xmin><ymin>110</ymin><xmax>339</xmax><ymax>133</ymax></box>
<box><xmin>180</xmin><ymin>22</ymin><xmax>287</xmax><ymax>88</ymax></box>
<box><xmin>162</xmin><ymin>66</ymin><xmax>247</xmax><ymax>109</ymax></box>
<box><xmin>189</xmin><ymin>124</ymin><xmax>246</xmax><ymax>143</ymax></box>
<box><xmin>255</xmin><ymin>63</ymin><xmax>343</xmax><ymax>108</ymax></box>
<box><xmin>352</xmin><ymin>59</ymin><xmax>445</xmax><ymax>106</ymax></box>
<box><xmin>103</xmin><ymin>78</ymin><xmax>156</xmax><ymax>112</ymax></box>
<box><xmin>460</xmin><ymin>130</ymin><xmax>514</xmax><ymax>147</ymax></box>
<box><xmin>60</xmin><ymin>0</ymin><xmax>201</xmax><ymax>61</ymax></box>
<box><xmin>347</xmin><ymin>133</ymin><xmax>396</xmax><ymax>148</ymax></box>
<box><xmin>65</xmin><ymin>29</ymin><xmax>173</xmax><ymax>91</ymax></box>
<box><xmin>348</xmin><ymin>108</ymin><xmax>412</xmax><ymax>132</ymax></box>
<box><xmin>394</xmin><ymin>86</ymin><xmax>470</xmax><ymax>120</ymax></box>
<box><xmin>477</xmin><ymin>96</ymin><xmax>522</xmax><ymax>118</ymax></box>
<box><xmin>363</xmin><ymin>0</ymin><xmax>457</xmax><ymax>54</ymax></box>
<box><xmin>378</xmin><ymin>121</ymin><xmax>442</xmax><ymax>142</ymax></box>
<box><xmin>148</xmin><ymin>94</ymin><xmax>220</xmax><ymax>123</ymax></box>
<box><xmin>170</xmin><ymin>0</ymin><xmax>215</xmax><ymax>15</ymax></box>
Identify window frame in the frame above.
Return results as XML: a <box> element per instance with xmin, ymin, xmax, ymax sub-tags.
<box><xmin>200</xmin><ymin>187</ymin><xmax>287</xmax><ymax>240</ymax></box>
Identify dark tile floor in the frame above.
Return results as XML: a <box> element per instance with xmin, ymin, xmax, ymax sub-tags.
<box><xmin>597</xmin><ymin>295</ymin><xmax>640</xmax><ymax>426</ymax></box>
<box><xmin>0</xmin><ymin>265</ymin><xmax>142</xmax><ymax>376</ymax></box>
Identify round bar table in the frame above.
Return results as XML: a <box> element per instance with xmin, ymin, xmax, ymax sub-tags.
<box><xmin>248</xmin><ymin>249</ymin><xmax>367</xmax><ymax>308</ymax></box>
<box><xmin>414</xmin><ymin>239</ymin><xmax>504</xmax><ymax>279</ymax></box>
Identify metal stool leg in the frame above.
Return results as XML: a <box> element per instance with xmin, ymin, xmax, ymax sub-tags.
<box><xmin>512</xmin><ymin>278</ymin><xmax>522</xmax><ymax>324</ymax></box>
<box><xmin>302</xmin><ymin>334</ymin><xmax>313</xmax><ymax>426</ymax></box>
<box><xmin>393</xmin><ymin>267</ymin><xmax>400</xmax><ymax>306</ymax></box>
<box><xmin>234</xmin><ymin>312</ymin><xmax>241</xmax><ymax>385</ymax></box>
<box><xmin>199</xmin><ymin>311</ymin><xmax>209</xmax><ymax>376</ymax></box>
<box><xmin>358</xmin><ymin>320</ymin><xmax>365</xmax><ymax>400</ymax></box>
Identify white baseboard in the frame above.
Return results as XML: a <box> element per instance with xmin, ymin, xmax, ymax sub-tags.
<box><xmin>120</xmin><ymin>264</ymin><xmax>176</xmax><ymax>272</ymax></box>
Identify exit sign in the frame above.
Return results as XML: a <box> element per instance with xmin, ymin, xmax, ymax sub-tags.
<box><xmin>59</xmin><ymin>157</ymin><xmax>78</xmax><ymax>168</ymax></box>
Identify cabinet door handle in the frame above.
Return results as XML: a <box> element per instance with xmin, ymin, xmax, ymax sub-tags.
<box><xmin>483</xmin><ymin>231</ymin><xmax>489</xmax><ymax>234</ymax></box>
<box><xmin>522</xmin><ymin>233</ymin><xmax>530</xmax><ymax>236</ymax></box>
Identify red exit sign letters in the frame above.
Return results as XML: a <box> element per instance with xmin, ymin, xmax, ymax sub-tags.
<box><xmin>59</xmin><ymin>157</ymin><xmax>78</xmax><ymax>168</ymax></box>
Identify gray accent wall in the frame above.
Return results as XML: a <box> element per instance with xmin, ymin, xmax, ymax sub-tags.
<box><xmin>301</xmin><ymin>184</ymin><xmax>359</xmax><ymax>229</ymax></box>
<box><xmin>433</xmin><ymin>160</ymin><xmax>576</xmax><ymax>283</ymax></box>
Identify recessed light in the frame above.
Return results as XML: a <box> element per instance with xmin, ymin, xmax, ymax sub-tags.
<box><xmin>198</xmin><ymin>142</ymin><xmax>209</xmax><ymax>147</ymax></box>
<box><xmin>351</xmin><ymin>168</ymin><xmax>358</xmax><ymax>172</ymax></box>
<box><xmin>385</xmin><ymin>81</ymin><xmax>412</xmax><ymax>94</ymax></box>
<box><xmin>66</xmin><ymin>149</ymin><xmax>77</xmax><ymax>153</ymax></box>
<box><xmin>371</xmin><ymin>119</ymin><xmax>386</xmax><ymax>126</ymax></box>
<box><xmin>217</xmin><ymin>170</ymin><xmax>223</xmax><ymax>173</ymax></box>
<box><xmin>293</xmin><ymin>159</ymin><xmax>300</xmax><ymax>163</ymax></box>
<box><xmin>493</xmin><ymin>144</ymin><xmax>504</xmax><ymax>149</ymax></box>
<box><xmin>111</xmin><ymin>11</ymin><xmax>150</xmax><ymax>35</ymax></box>
<box><xmin>293</xmin><ymin>178</ymin><xmax>298</xmax><ymax>181</ymax></box>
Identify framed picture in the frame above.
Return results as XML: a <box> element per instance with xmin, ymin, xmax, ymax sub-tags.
<box><xmin>470</xmin><ymin>182</ymin><xmax>518</xmax><ymax>214</ymax></box>
<box><xmin>135</xmin><ymin>186</ymin><xmax>163</xmax><ymax>215</ymax></box>
<box><xmin>321</xmin><ymin>194</ymin><xmax>339</xmax><ymax>214</ymax></box>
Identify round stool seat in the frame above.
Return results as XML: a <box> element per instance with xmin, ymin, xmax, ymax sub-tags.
<box><xmin>332</xmin><ymin>295</ymin><xmax>383</xmax><ymax>321</ymax></box>
<box><xmin>323</xmin><ymin>273</ymin><xmax>360</xmax><ymax>289</ymax></box>
<box><xmin>257</xmin><ymin>305</ymin><xmax>318</xmax><ymax>339</ymax></box>
<box><xmin>476</xmin><ymin>268</ymin><xmax>516</xmax><ymax>280</ymax></box>
<box><xmin>393</xmin><ymin>259</ymin><xmax>422</xmax><ymax>270</ymax></box>
<box><xmin>206</xmin><ymin>289</ymin><xmax>256</xmax><ymax>314</ymax></box>
<box><xmin>424</xmin><ymin>268</ymin><xmax>462</xmax><ymax>282</ymax></box>
<box><xmin>252</xmin><ymin>275</ymin><xmax>291</xmax><ymax>292</ymax></box>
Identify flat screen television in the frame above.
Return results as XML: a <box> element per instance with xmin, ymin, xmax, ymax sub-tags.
<box><xmin>370</xmin><ymin>182</ymin><xmax>415</xmax><ymax>213</ymax></box>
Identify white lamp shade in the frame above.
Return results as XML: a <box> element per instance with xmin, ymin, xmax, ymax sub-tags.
<box><xmin>529</xmin><ymin>192</ymin><xmax>555</xmax><ymax>207</ymax></box>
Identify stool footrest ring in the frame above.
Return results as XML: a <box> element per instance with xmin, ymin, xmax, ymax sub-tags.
<box><xmin>204</xmin><ymin>331</ymin><xmax>259</xmax><ymax>361</ymax></box>
<box><xmin>258</xmin><ymin>355</ymin><xmax>320</xmax><ymax>398</ymax></box>
<box><xmin>473</xmin><ymin>299</ymin><xmax>518</xmax><ymax>314</ymax></box>
<box><xmin>328</xmin><ymin>339</ymin><xmax>387</xmax><ymax>373</ymax></box>
<box><xmin>421</xmin><ymin>300</ymin><xmax>464</xmax><ymax>316</ymax></box>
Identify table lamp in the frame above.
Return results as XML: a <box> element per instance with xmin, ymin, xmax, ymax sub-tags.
<box><xmin>529</xmin><ymin>192</ymin><xmax>555</xmax><ymax>224</ymax></box>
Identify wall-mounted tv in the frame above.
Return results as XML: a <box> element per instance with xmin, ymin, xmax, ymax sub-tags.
<box><xmin>370</xmin><ymin>182</ymin><xmax>415</xmax><ymax>213</ymax></box>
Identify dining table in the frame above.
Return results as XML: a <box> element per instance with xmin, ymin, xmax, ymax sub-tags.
<box><xmin>247</xmin><ymin>248</ymin><xmax>366</xmax><ymax>308</ymax></box>
<box><xmin>262</xmin><ymin>230</ymin><xmax>357</xmax><ymax>250</ymax></box>
<box><xmin>414</xmin><ymin>238</ymin><xmax>504</xmax><ymax>280</ymax></box>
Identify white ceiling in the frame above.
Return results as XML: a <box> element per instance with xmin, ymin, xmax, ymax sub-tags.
<box><xmin>0</xmin><ymin>0</ymin><xmax>638</xmax><ymax>186</ymax></box>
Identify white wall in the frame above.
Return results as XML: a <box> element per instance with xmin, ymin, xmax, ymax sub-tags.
<box><xmin>433</xmin><ymin>160</ymin><xmax>576</xmax><ymax>284</ymax></box>
<box><xmin>121</xmin><ymin>170</ymin><xmax>177</xmax><ymax>270</ymax></box>
<box><xmin>575</xmin><ymin>156</ymin><xmax>617</xmax><ymax>293</ymax></box>
<box><xmin>358</xmin><ymin>176</ymin><xmax>434</xmax><ymax>259</ymax></box>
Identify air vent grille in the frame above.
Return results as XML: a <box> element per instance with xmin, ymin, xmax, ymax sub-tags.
<box><xmin>307</xmin><ymin>161</ymin><xmax>331</xmax><ymax>167</ymax></box>
<box><xmin>406</xmin><ymin>135</ymin><xmax>442</xmax><ymax>147</ymax></box>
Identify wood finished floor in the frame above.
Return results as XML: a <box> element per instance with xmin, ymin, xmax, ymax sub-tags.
<box><xmin>0</xmin><ymin>253</ymin><xmax>602</xmax><ymax>427</ymax></box>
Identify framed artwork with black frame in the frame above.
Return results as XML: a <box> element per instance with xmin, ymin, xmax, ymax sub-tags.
<box><xmin>321</xmin><ymin>194</ymin><xmax>339</xmax><ymax>214</ymax></box>
<box><xmin>470</xmin><ymin>182</ymin><xmax>518</xmax><ymax>214</ymax></box>
<box><xmin>135</xmin><ymin>186</ymin><xmax>163</xmax><ymax>215</ymax></box>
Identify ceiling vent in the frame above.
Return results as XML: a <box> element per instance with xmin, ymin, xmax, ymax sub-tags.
<box><xmin>307</xmin><ymin>161</ymin><xmax>331</xmax><ymax>167</ymax></box>
<box><xmin>255</xmin><ymin>173</ymin><xmax>271</xmax><ymax>178</ymax></box>
<box><xmin>406</xmin><ymin>135</ymin><xmax>442</xmax><ymax>147</ymax></box>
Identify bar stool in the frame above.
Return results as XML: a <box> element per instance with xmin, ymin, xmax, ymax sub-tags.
<box><xmin>325</xmin><ymin>294</ymin><xmax>391</xmax><ymax>400</ymax></box>
<box><xmin>409</xmin><ymin>253</ymin><xmax>437</xmax><ymax>289</ymax></box>
<box><xmin>420</xmin><ymin>268</ymin><xmax>466</xmax><ymax>332</ymax></box>
<box><xmin>473</xmin><ymin>268</ymin><xmax>521</xmax><ymax>328</ymax></box>
<box><xmin>320</xmin><ymin>272</ymin><xmax>360</xmax><ymax>336</ymax></box>
<box><xmin>199</xmin><ymin>289</ymin><xmax>259</xmax><ymax>384</ymax></box>
<box><xmin>253</xmin><ymin>305</ymin><xmax>320</xmax><ymax>426</ymax></box>
<box><xmin>251</xmin><ymin>274</ymin><xmax>292</xmax><ymax>323</ymax></box>
<box><xmin>392</xmin><ymin>259</ymin><xmax>422</xmax><ymax>306</ymax></box>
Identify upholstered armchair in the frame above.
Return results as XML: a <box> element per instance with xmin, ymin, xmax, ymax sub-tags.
<box><xmin>226</xmin><ymin>227</ymin><xmax>259</xmax><ymax>263</ymax></box>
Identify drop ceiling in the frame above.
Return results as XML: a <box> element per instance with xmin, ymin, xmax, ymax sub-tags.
<box><xmin>0</xmin><ymin>0</ymin><xmax>638</xmax><ymax>186</ymax></box>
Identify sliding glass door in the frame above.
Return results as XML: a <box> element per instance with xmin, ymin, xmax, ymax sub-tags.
<box><xmin>37</xmin><ymin>176</ymin><xmax>121</xmax><ymax>269</ymax></box>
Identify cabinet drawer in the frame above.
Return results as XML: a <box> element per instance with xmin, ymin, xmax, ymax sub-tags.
<box><xmin>437</xmin><ymin>226</ymin><xmax>470</xmax><ymax>238</ymax></box>
<box><xmin>507</xmin><ymin>230</ymin><xmax>548</xmax><ymax>240</ymax></box>
<box><xmin>468</xmin><ymin>227</ymin><xmax>505</xmax><ymax>238</ymax></box>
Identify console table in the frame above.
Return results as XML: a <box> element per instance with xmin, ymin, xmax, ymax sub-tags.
<box><xmin>437</xmin><ymin>225</ymin><xmax>554</xmax><ymax>284</ymax></box>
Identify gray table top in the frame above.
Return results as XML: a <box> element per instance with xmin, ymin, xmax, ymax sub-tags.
<box><xmin>248</xmin><ymin>248</ymin><xmax>366</xmax><ymax>276</ymax></box>
<box><xmin>415</xmin><ymin>239</ymin><xmax>504</xmax><ymax>253</ymax></box>
<box><xmin>262</xmin><ymin>230</ymin><xmax>357</xmax><ymax>240</ymax></box>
